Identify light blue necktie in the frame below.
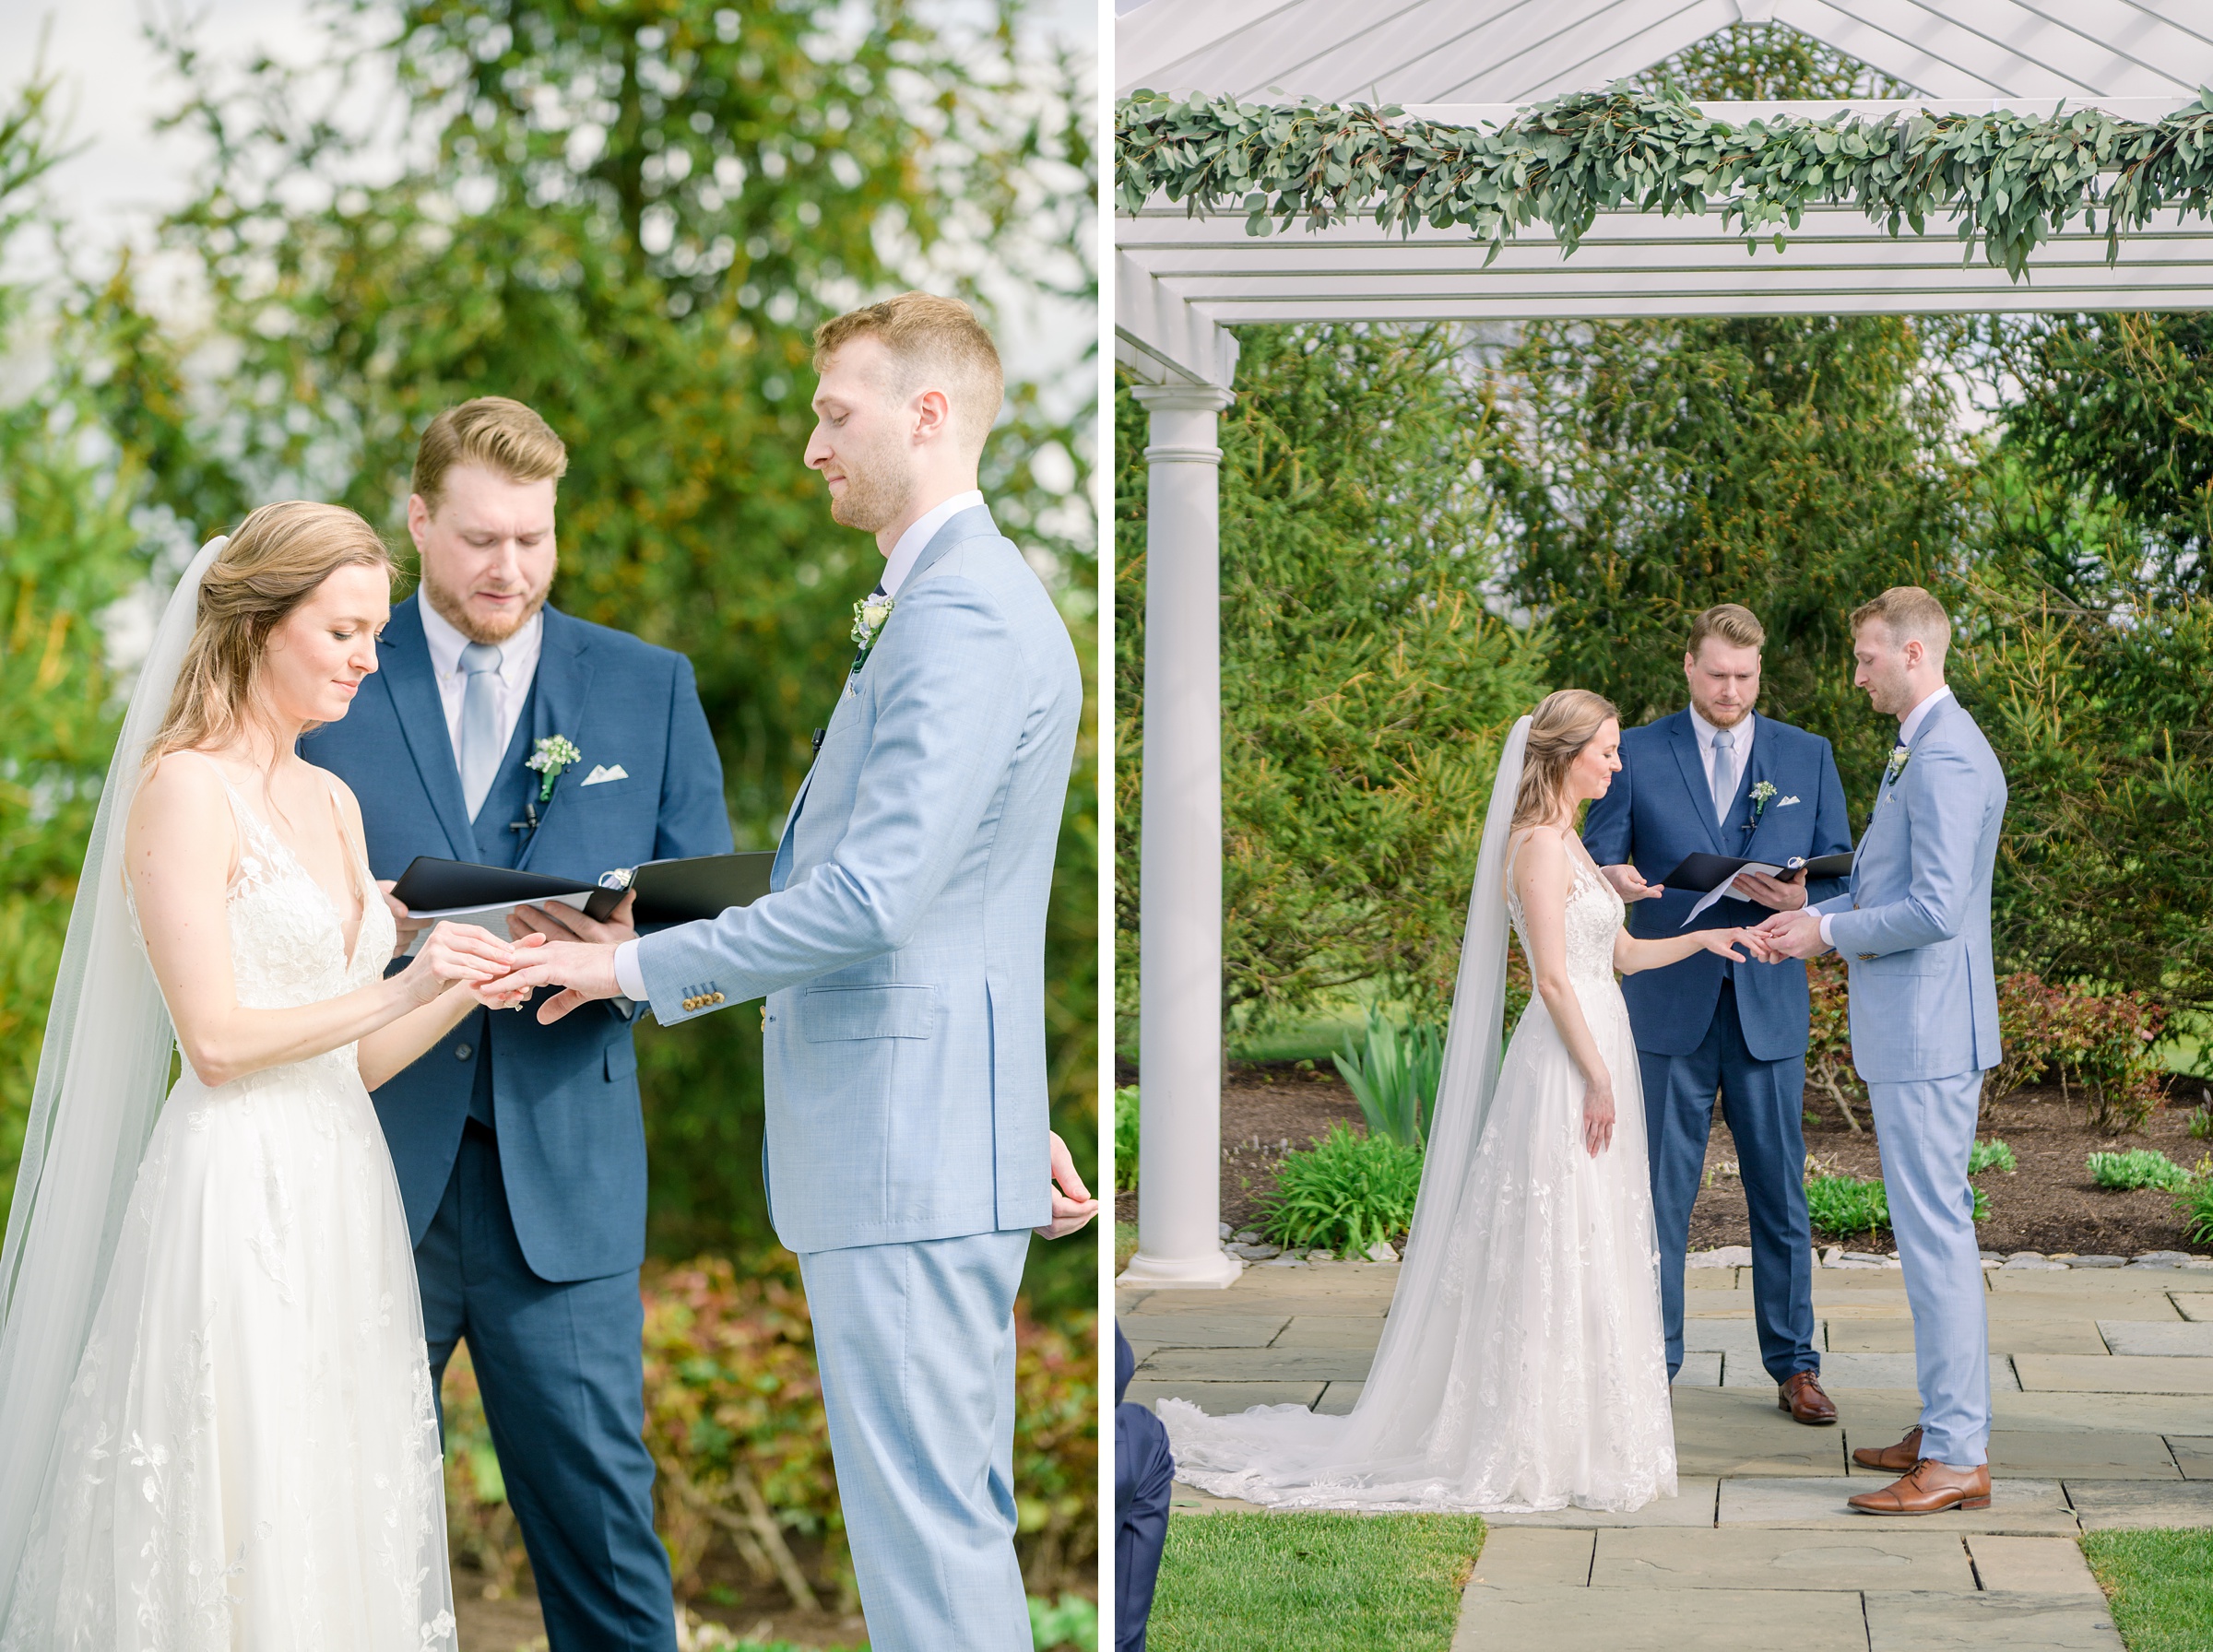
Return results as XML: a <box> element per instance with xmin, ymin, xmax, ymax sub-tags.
<box><xmin>458</xmin><ymin>640</ymin><xmax>503</xmax><ymax>821</ymax></box>
<box><xmin>1711</xmin><ymin>726</ymin><xmax>1736</xmax><ymax>824</ymax></box>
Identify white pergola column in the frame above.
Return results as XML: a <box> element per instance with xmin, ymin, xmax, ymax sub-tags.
<box><xmin>1120</xmin><ymin>381</ymin><xmax>1242</xmax><ymax>1289</ymax></box>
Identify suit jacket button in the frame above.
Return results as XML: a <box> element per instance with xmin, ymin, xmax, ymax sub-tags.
<box><xmin>455</xmin><ymin>1043</ymin><xmax>473</xmax><ymax>1060</ymax></box>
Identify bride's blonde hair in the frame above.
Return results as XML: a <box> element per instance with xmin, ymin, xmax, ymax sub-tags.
<box><xmin>1509</xmin><ymin>689</ymin><xmax>1620</xmax><ymax>835</ymax></box>
<box><xmin>148</xmin><ymin>502</ymin><xmax>394</xmax><ymax>764</ymax></box>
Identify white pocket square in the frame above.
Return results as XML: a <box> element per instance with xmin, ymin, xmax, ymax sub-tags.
<box><xmin>580</xmin><ymin>763</ymin><xmax>629</xmax><ymax>786</ymax></box>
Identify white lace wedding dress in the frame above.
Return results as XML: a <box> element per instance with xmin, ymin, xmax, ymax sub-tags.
<box><xmin>1</xmin><ymin>774</ymin><xmax>456</xmax><ymax>1648</ymax></box>
<box><xmin>1160</xmin><ymin>833</ymin><xmax>1677</xmax><ymax>1513</ymax></box>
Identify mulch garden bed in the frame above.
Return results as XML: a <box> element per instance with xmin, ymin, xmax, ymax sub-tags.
<box><xmin>1113</xmin><ymin>1059</ymin><xmax>2213</xmax><ymax>1258</ymax></box>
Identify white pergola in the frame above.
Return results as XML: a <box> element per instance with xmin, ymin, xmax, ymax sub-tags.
<box><xmin>1115</xmin><ymin>0</ymin><xmax>2213</xmax><ymax>1288</ymax></box>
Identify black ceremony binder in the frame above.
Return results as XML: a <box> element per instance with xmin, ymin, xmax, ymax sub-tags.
<box><xmin>393</xmin><ymin>851</ymin><xmax>775</xmax><ymax>926</ymax></box>
<box><xmin>1657</xmin><ymin>850</ymin><xmax>1854</xmax><ymax>892</ymax></box>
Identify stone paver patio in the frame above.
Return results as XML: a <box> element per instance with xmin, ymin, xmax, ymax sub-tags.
<box><xmin>1121</xmin><ymin>1253</ymin><xmax>2213</xmax><ymax>1650</ymax></box>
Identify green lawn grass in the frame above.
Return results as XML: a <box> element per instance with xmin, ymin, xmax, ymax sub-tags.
<box><xmin>1148</xmin><ymin>1512</ymin><xmax>1485</xmax><ymax>1651</ymax></box>
<box><xmin>2083</xmin><ymin>1529</ymin><xmax>2213</xmax><ymax>1651</ymax></box>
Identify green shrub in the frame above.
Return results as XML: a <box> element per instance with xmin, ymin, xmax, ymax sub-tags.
<box><xmin>2089</xmin><ymin>1150</ymin><xmax>2195</xmax><ymax>1192</ymax></box>
<box><xmin>1969</xmin><ymin>1139</ymin><xmax>2018</xmax><ymax>1175</ymax></box>
<box><xmin>2176</xmin><ymin>1169</ymin><xmax>2213</xmax><ymax>1245</ymax></box>
<box><xmin>1115</xmin><ymin>1086</ymin><xmax>1141</xmax><ymax>1192</ymax></box>
<box><xmin>1805</xmin><ymin>1174</ymin><xmax>1891</xmax><ymax>1240</ymax></box>
<box><xmin>1030</xmin><ymin>1594</ymin><xmax>1100</xmax><ymax>1651</ymax></box>
<box><xmin>1262</xmin><ymin>1124</ymin><xmax>1425</xmax><ymax>1256</ymax></box>
<box><xmin>1331</xmin><ymin>1010</ymin><xmax>1443</xmax><ymax>1148</ymax></box>
<box><xmin>1805</xmin><ymin>1173</ymin><xmax>1989</xmax><ymax>1240</ymax></box>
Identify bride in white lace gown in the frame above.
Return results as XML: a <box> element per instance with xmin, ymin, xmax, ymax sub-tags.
<box><xmin>1162</xmin><ymin>690</ymin><xmax>1768</xmax><ymax>1513</ymax></box>
<box><xmin>0</xmin><ymin>505</ymin><xmax>530</xmax><ymax>1646</ymax></box>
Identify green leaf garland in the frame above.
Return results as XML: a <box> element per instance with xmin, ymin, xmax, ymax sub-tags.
<box><xmin>1116</xmin><ymin>82</ymin><xmax>2213</xmax><ymax>278</ymax></box>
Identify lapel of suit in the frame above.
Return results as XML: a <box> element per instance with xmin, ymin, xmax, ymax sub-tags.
<box><xmin>1669</xmin><ymin>713</ymin><xmax>1727</xmax><ymax>855</ymax></box>
<box><xmin>378</xmin><ymin>597</ymin><xmax>473</xmax><ymax>856</ymax></box>
<box><xmin>515</xmin><ymin>608</ymin><xmax>596</xmax><ymax>873</ymax></box>
<box><xmin>775</xmin><ymin>503</ymin><xmax>1003</xmax><ymax>875</ymax></box>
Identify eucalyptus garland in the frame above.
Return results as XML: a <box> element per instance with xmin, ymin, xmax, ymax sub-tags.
<box><xmin>1116</xmin><ymin>84</ymin><xmax>2213</xmax><ymax>277</ymax></box>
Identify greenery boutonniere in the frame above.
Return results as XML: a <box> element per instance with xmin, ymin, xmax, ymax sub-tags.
<box><xmin>527</xmin><ymin>735</ymin><xmax>582</xmax><ymax>802</ymax></box>
<box><xmin>1884</xmin><ymin>743</ymin><xmax>1911</xmax><ymax>788</ymax></box>
<box><xmin>1747</xmin><ymin>780</ymin><xmax>1777</xmax><ymax>825</ymax></box>
<box><xmin>849</xmin><ymin>594</ymin><xmax>896</xmax><ymax>677</ymax></box>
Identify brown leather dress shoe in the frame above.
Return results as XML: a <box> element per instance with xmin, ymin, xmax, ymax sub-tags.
<box><xmin>1847</xmin><ymin>1459</ymin><xmax>1992</xmax><ymax>1516</ymax></box>
<box><xmin>1852</xmin><ymin>1425</ymin><xmax>1923</xmax><ymax>1472</ymax></box>
<box><xmin>1778</xmin><ymin>1370</ymin><xmax>1838</xmax><ymax>1425</ymax></box>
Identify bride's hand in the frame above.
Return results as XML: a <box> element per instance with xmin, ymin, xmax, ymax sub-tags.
<box><xmin>1583</xmin><ymin>1072</ymin><xmax>1615</xmax><ymax>1157</ymax></box>
<box><xmin>398</xmin><ymin>922</ymin><xmax>516</xmax><ymax>1006</ymax></box>
<box><xmin>1698</xmin><ymin>926</ymin><xmax>1755</xmax><ymax>963</ymax></box>
<box><xmin>1599</xmin><ymin>863</ymin><xmax>1663</xmax><ymax>903</ymax></box>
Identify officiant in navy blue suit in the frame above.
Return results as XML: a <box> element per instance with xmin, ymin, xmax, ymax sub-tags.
<box><xmin>1580</xmin><ymin>603</ymin><xmax>1852</xmax><ymax>1427</ymax></box>
<box><xmin>302</xmin><ymin>397</ymin><xmax>731</xmax><ymax>1652</ymax></box>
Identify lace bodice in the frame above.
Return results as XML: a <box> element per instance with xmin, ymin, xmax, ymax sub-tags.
<box><xmin>1507</xmin><ymin>832</ymin><xmax>1626</xmax><ymax>986</ymax></box>
<box><xmin>220</xmin><ymin>782</ymin><xmax>392</xmax><ymax>1010</ymax></box>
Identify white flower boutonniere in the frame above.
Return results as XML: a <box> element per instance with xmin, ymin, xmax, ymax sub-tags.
<box><xmin>527</xmin><ymin>735</ymin><xmax>582</xmax><ymax>802</ymax></box>
<box><xmin>850</xmin><ymin>595</ymin><xmax>896</xmax><ymax>676</ymax></box>
<box><xmin>1748</xmin><ymin>780</ymin><xmax>1778</xmax><ymax>824</ymax></box>
<box><xmin>1884</xmin><ymin>744</ymin><xmax>1911</xmax><ymax>788</ymax></box>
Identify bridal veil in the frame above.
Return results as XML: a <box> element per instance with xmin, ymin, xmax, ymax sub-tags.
<box><xmin>0</xmin><ymin>537</ymin><xmax>224</xmax><ymax>1607</ymax></box>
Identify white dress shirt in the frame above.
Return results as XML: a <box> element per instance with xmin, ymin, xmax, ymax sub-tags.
<box><xmin>1819</xmin><ymin>684</ymin><xmax>1956</xmax><ymax>949</ymax></box>
<box><xmin>877</xmin><ymin>489</ymin><xmax>985</xmax><ymax>597</ymax></box>
<box><xmin>1688</xmin><ymin>702</ymin><xmax>1754</xmax><ymax>812</ymax></box>
<box><xmin>614</xmin><ymin>490</ymin><xmax>989</xmax><ymax>1002</ymax></box>
<box><xmin>418</xmin><ymin>596</ymin><xmax>544</xmax><ymax>764</ymax></box>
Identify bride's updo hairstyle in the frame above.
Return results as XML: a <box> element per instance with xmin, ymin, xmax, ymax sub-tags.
<box><xmin>148</xmin><ymin>501</ymin><xmax>394</xmax><ymax>763</ymax></box>
<box><xmin>1509</xmin><ymin>688</ymin><xmax>1620</xmax><ymax>835</ymax></box>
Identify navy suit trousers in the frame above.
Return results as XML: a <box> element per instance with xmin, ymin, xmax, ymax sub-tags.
<box><xmin>1115</xmin><ymin>1400</ymin><xmax>1172</xmax><ymax>1652</ymax></box>
<box><xmin>1640</xmin><ymin>981</ymin><xmax>1819</xmax><ymax>1385</ymax></box>
<box><xmin>419</xmin><ymin>1122</ymin><xmax>676</xmax><ymax>1652</ymax></box>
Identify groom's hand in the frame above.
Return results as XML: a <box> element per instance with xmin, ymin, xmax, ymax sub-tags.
<box><xmin>1034</xmin><ymin>1130</ymin><xmax>1100</xmax><ymax>1239</ymax></box>
<box><xmin>488</xmin><ymin>934</ymin><xmax>623</xmax><ymax>1022</ymax></box>
<box><xmin>1754</xmin><ymin>908</ymin><xmax>1828</xmax><ymax>960</ymax></box>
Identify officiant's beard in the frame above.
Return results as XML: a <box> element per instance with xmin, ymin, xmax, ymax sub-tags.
<box><xmin>421</xmin><ymin>562</ymin><xmax>555</xmax><ymax>645</ymax></box>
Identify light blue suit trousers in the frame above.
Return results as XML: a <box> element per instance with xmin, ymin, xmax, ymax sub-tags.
<box><xmin>1817</xmin><ymin>691</ymin><xmax>2007</xmax><ymax>1468</ymax></box>
<box><xmin>633</xmin><ymin>505</ymin><xmax>1079</xmax><ymax>1648</ymax></box>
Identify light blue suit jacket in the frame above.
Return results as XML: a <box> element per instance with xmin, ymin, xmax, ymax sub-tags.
<box><xmin>1815</xmin><ymin>692</ymin><xmax>2007</xmax><ymax>1084</ymax></box>
<box><xmin>634</xmin><ymin>505</ymin><xmax>1081</xmax><ymax>1255</ymax></box>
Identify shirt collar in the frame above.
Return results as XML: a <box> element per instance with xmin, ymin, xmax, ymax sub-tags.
<box><xmin>418</xmin><ymin>596</ymin><xmax>542</xmax><ymax>682</ymax></box>
<box><xmin>1899</xmin><ymin>683</ymin><xmax>1954</xmax><ymax>749</ymax></box>
<box><xmin>878</xmin><ymin>490</ymin><xmax>986</xmax><ymax>598</ymax></box>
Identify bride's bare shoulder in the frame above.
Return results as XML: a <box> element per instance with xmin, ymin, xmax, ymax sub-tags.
<box><xmin>127</xmin><ymin>751</ymin><xmax>238</xmax><ymax>849</ymax></box>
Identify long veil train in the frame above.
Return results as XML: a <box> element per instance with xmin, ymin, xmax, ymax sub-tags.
<box><xmin>1158</xmin><ymin>715</ymin><xmax>1533</xmax><ymax>1508</ymax></box>
<box><xmin>0</xmin><ymin>537</ymin><xmax>224</xmax><ymax>1609</ymax></box>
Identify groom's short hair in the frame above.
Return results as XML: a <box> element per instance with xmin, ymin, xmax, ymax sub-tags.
<box><xmin>412</xmin><ymin>397</ymin><xmax>570</xmax><ymax>513</ymax></box>
<box><xmin>1686</xmin><ymin>603</ymin><xmax>1765</xmax><ymax>656</ymax></box>
<box><xmin>1852</xmin><ymin>586</ymin><xmax>1951</xmax><ymax>656</ymax></box>
<box><xmin>813</xmin><ymin>292</ymin><xmax>1004</xmax><ymax>449</ymax></box>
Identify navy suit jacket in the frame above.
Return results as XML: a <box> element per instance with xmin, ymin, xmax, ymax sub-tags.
<box><xmin>1581</xmin><ymin>709</ymin><xmax>1852</xmax><ymax>1062</ymax></box>
<box><xmin>302</xmin><ymin>596</ymin><xmax>732</xmax><ymax>1280</ymax></box>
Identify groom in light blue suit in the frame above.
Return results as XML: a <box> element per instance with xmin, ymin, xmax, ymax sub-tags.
<box><xmin>1757</xmin><ymin>586</ymin><xmax>2007</xmax><ymax>1516</ymax></box>
<box><xmin>502</xmin><ymin>294</ymin><xmax>1097</xmax><ymax>1648</ymax></box>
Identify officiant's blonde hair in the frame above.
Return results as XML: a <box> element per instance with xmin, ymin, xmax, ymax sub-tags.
<box><xmin>1510</xmin><ymin>689</ymin><xmax>1620</xmax><ymax>834</ymax></box>
<box><xmin>813</xmin><ymin>292</ymin><xmax>1003</xmax><ymax>448</ymax></box>
<box><xmin>148</xmin><ymin>502</ymin><xmax>393</xmax><ymax>763</ymax></box>
<box><xmin>411</xmin><ymin>396</ymin><xmax>570</xmax><ymax>514</ymax></box>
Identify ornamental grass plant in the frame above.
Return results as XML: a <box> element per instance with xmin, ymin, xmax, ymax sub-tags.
<box><xmin>1331</xmin><ymin>1010</ymin><xmax>1443</xmax><ymax>1148</ymax></box>
<box><xmin>1262</xmin><ymin>1124</ymin><xmax>1425</xmax><ymax>1257</ymax></box>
